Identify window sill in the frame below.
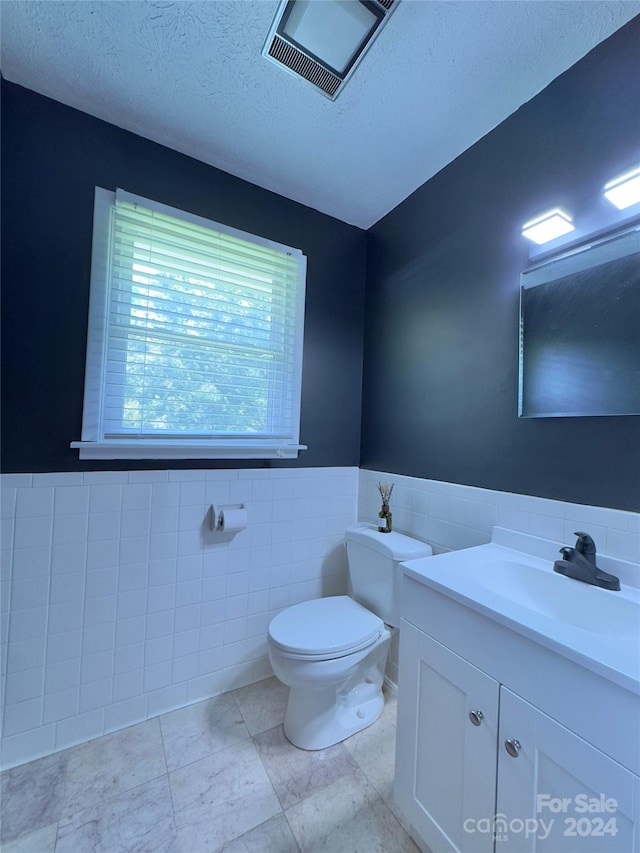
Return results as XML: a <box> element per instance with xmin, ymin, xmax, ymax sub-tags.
<box><xmin>70</xmin><ymin>441</ymin><xmax>307</xmax><ymax>460</ymax></box>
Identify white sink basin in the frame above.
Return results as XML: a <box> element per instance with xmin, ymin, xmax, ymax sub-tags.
<box><xmin>401</xmin><ymin>528</ymin><xmax>640</xmax><ymax>692</ymax></box>
<box><xmin>473</xmin><ymin>559</ymin><xmax>640</xmax><ymax>638</ymax></box>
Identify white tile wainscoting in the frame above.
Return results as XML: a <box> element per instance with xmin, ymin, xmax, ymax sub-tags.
<box><xmin>0</xmin><ymin>467</ymin><xmax>357</xmax><ymax>770</ymax></box>
<box><xmin>1</xmin><ymin>465</ymin><xmax>638</xmax><ymax>770</ymax></box>
<box><xmin>358</xmin><ymin>470</ymin><xmax>639</xmax><ymax>560</ymax></box>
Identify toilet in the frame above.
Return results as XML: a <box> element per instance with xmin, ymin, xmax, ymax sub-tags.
<box><xmin>267</xmin><ymin>522</ymin><xmax>432</xmax><ymax>750</ymax></box>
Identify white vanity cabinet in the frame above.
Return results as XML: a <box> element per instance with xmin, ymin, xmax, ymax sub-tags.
<box><xmin>395</xmin><ymin>567</ymin><xmax>640</xmax><ymax>853</ymax></box>
<box><xmin>396</xmin><ymin>621</ymin><xmax>499</xmax><ymax>853</ymax></box>
<box><xmin>496</xmin><ymin>688</ymin><xmax>639</xmax><ymax>852</ymax></box>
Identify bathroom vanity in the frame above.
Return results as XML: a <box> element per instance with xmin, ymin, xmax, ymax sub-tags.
<box><xmin>394</xmin><ymin>528</ymin><xmax>640</xmax><ymax>853</ymax></box>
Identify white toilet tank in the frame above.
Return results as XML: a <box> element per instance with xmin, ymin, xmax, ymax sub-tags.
<box><xmin>345</xmin><ymin>523</ymin><xmax>432</xmax><ymax>627</ymax></box>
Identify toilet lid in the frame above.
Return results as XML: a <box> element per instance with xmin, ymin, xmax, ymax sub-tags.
<box><xmin>268</xmin><ymin>596</ymin><xmax>383</xmax><ymax>657</ymax></box>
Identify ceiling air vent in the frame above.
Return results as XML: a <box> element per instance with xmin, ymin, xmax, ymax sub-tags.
<box><xmin>262</xmin><ymin>0</ymin><xmax>399</xmax><ymax>101</ymax></box>
<box><xmin>268</xmin><ymin>34</ymin><xmax>342</xmax><ymax>98</ymax></box>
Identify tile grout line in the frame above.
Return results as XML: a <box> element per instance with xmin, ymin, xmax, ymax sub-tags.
<box><xmin>156</xmin><ymin>710</ymin><xmax>178</xmax><ymax>841</ymax></box>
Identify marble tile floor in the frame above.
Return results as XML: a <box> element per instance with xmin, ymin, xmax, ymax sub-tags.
<box><xmin>1</xmin><ymin>678</ymin><xmax>418</xmax><ymax>852</ymax></box>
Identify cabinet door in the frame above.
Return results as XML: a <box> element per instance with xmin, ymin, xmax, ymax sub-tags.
<box><xmin>395</xmin><ymin>620</ymin><xmax>499</xmax><ymax>853</ymax></box>
<box><xmin>496</xmin><ymin>687</ymin><xmax>640</xmax><ymax>853</ymax></box>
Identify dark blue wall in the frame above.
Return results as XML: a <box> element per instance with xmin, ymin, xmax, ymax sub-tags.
<box><xmin>0</xmin><ymin>81</ymin><xmax>367</xmax><ymax>473</ymax></box>
<box><xmin>3</xmin><ymin>17</ymin><xmax>639</xmax><ymax>510</ymax></box>
<box><xmin>361</xmin><ymin>18</ymin><xmax>640</xmax><ymax>511</ymax></box>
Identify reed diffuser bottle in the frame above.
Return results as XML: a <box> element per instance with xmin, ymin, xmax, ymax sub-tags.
<box><xmin>377</xmin><ymin>482</ymin><xmax>394</xmax><ymax>533</ymax></box>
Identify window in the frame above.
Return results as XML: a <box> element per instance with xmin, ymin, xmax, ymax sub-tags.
<box><xmin>72</xmin><ymin>188</ymin><xmax>307</xmax><ymax>459</ymax></box>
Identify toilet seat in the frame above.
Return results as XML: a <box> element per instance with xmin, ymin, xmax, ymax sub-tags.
<box><xmin>268</xmin><ymin>595</ymin><xmax>383</xmax><ymax>661</ymax></box>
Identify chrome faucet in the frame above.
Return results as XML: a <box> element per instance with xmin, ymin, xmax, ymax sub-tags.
<box><xmin>553</xmin><ymin>532</ymin><xmax>620</xmax><ymax>591</ymax></box>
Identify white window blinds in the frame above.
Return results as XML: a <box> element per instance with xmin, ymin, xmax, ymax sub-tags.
<box><xmin>73</xmin><ymin>189</ymin><xmax>307</xmax><ymax>459</ymax></box>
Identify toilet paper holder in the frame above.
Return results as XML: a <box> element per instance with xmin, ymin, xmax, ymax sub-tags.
<box><xmin>211</xmin><ymin>503</ymin><xmax>249</xmax><ymax>533</ymax></box>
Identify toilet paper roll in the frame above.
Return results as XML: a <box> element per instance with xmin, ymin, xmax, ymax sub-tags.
<box><xmin>217</xmin><ymin>505</ymin><xmax>248</xmax><ymax>534</ymax></box>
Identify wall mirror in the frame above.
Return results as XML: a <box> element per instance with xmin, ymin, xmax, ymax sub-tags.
<box><xmin>519</xmin><ymin>223</ymin><xmax>640</xmax><ymax>418</ymax></box>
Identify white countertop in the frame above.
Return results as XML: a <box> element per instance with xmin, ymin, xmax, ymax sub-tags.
<box><xmin>401</xmin><ymin>528</ymin><xmax>640</xmax><ymax>695</ymax></box>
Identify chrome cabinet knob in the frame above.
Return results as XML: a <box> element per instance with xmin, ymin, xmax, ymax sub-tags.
<box><xmin>468</xmin><ymin>710</ymin><xmax>484</xmax><ymax>727</ymax></box>
<box><xmin>505</xmin><ymin>738</ymin><xmax>521</xmax><ymax>758</ymax></box>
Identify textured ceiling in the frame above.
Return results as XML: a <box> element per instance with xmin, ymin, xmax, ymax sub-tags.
<box><xmin>1</xmin><ymin>1</ymin><xmax>638</xmax><ymax>228</ymax></box>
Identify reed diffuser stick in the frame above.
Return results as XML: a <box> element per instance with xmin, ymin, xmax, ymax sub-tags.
<box><xmin>377</xmin><ymin>482</ymin><xmax>394</xmax><ymax>505</ymax></box>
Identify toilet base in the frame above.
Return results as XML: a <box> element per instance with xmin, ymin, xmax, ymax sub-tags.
<box><xmin>282</xmin><ymin>635</ymin><xmax>390</xmax><ymax>750</ymax></box>
<box><xmin>284</xmin><ymin>686</ymin><xmax>384</xmax><ymax>750</ymax></box>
